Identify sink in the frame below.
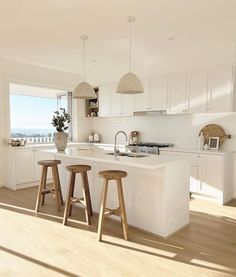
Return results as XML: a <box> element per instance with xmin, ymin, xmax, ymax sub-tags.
<box><xmin>106</xmin><ymin>152</ymin><xmax>147</xmax><ymax>158</ymax></box>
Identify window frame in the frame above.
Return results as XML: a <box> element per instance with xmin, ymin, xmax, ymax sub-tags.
<box><xmin>7</xmin><ymin>80</ymin><xmax>73</xmax><ymax>144</ymax></box>
<box><xmin>56</xmin><ymin>91</ymin><xmax>73</xmax><ymax>141</ymax></box>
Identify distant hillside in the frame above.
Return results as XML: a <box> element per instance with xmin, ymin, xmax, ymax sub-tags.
<box><xmin>11</xmin><ymin>128</ymin><xmax>54</xmax><ymax>138</ymax></box>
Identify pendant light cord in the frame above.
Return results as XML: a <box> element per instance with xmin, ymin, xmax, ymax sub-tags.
<box><xmin>83</xmin><ymin>38</ymin><xmax>86</xmax><ymax>82</ymax></box>
<box><xmin>129</xmin><ymin>20</ymin><xmax>132</xmax><ymax>72</ymax></box>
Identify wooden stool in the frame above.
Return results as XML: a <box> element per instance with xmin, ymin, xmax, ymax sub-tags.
<box><xmin>63</xmin><ymin>165</ymin><xmax>93</xmax><ymax>226</ymax></box>
<box><xmin>35</xmin><ymin>160</ymin><xmax>63</xmax><ymax>212</ymax></box>
<box><xmin>97</xmin><ymin>170</ymin><xmax>128</xmax><ymax>241</ymax></box>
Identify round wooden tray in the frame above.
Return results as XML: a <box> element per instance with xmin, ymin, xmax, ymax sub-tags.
<box><xmin>199</xmin><ymin>124</ymin><xmax>231</xmax><ymax>146</ymax></box>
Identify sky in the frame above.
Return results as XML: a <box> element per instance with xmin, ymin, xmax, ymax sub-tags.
<box><xmin>10</xmin><ymin>95</ymin><xmax>58</xmax><ymax>130</ymax></box>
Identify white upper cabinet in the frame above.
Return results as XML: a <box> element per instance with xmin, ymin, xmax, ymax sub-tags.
<box><xmin>187</xmin><ymin>68</ymin><xmax>208</xmax><ymax>113</ymax></box>
<box><xmin>99</xmin><ymin>84</ymin><xmax>134</xmax><ymax>117</ymax></box>
<box><xmin>99</xmin><ymin>64</ymin><xmax>234</xmax><ymax>117</ymax></box>
<box><xmin>122</xmin><ymin>95</ymin><xmax>134</xmax><ymax>116</ymax></box>
<box><xmin>207</xmin><ymin>65</ymin><xmax>234</xmax><ymax>113</ymax></box>
<box><xmin>99</xmin><ymin>85</ymin><xmax>112</xmax><ymax>117</ymax></box>
<box><xmin>134</xmin><ymin>79</ymin><xmax>150</xmax><ymax>112</ymax></box>
<box><xmin>168</xmin><ymin>72</ymin><xmax>188</xmax><ymax>113</ymax></box>
<box><xmin>149</xmin><ymin>75</ymin><xmax>168</xmax><ymax>111</ymax></box>
<box><xmin>111</xmin><ymin>84</ymin><xmax>122</xmax><ymax>116</ymax></box>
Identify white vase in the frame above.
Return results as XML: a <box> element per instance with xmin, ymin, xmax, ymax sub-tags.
<box><xmin>54</xmin><ymin>132</ymin><xmax>68</xmax><ymax>151</ymax></box>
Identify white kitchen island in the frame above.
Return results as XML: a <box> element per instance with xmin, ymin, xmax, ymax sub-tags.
<box><xmin>41</xmin><ymin>144</ymin><xmax>190</xmax><ymax>238</ymax></box>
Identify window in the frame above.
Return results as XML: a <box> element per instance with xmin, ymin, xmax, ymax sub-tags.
<box><xmin>10</xmin><ymin>83</ymin><xmax>72</xmax><ymax>143</ymax></box>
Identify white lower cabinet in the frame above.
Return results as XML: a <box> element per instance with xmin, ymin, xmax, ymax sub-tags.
<box><xmin>3</xmin><ymin>147</ymin><xmax>55</xmax><ymax>190</ymax></box>
<box><xmin>15</xmin><ymin>149</ymin><xmax>35</xmax><ymax>184</ymax></box>
<box><xmin>197</xmin><ymin>154</ymin><xmax>223</xmax><ymax>198</ymax></box>
<box><xmin>160</xmin><ymin>150</ymin><xmax>233</xmax><ymax>204</ymax></box>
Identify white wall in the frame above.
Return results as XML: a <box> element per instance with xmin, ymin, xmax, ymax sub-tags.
<box><xmin>92</xmin><ymin>113</ymin><xmax>236</xmax><ymax>150</ymax></box>
<box><xmin>0</xmin><ymin>58</ymin><xmax>92</xmax><ymax>185</ymax></box>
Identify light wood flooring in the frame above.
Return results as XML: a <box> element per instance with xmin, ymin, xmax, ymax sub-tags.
<box><xmin>0</xmin><ymin>186</ymin><xmax>235</xmax><ymax>277</ymax></box>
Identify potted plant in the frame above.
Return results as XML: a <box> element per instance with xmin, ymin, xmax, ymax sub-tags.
<box><xmin>51</xmin><ymin>108</ymin><xmax>71</xmax><ymax>151</ymax></box>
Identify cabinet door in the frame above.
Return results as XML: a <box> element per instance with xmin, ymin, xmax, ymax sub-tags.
<box><xmin>187</xmin><ymin>68</ymin><xmax>208</xmax><ymax>113</ymax></box>
<box><xmin>149</xmin><ymin>75</ymin><xmax>168</xmax><ymax>110</ymax></box>
<box><xmin>111</xmin><ymin>87</ymin><xmax>122</xmax><ymax>116</ymax></box>
<box><xmin>15</xmin><ymin>150</ymin><xmax>35</xmax><ymax>184</ymax></box>
<box><xmin>160</xmin><ymin>150</ymin><xmax>198</xmax><ymax>192</ymax></box>
<box><xmin>98</xmin><ymin>85</ymin><xmax>112</xmax><ymax>117</ymax></box>
<box><xmin>207</xmin><ymin>65</ymin><xmax>233</xmax><ymax>112</ymax></box>
<box><xmin>198</xmin><ymin>154</ymin><xmax>223</xmax><ymax>198</ymax></box>
<box><xmin>122</xmin><ymin>95</ymin><xmax>134</xmax><ymax>116</ymax></box>
<box><xmin>134</xmin><ymin>79</ymin><xmax>150</xmax><ymax>112</ymax></box>
<box><xmin>168</xmin><ymin>72</ymin><xmax>188</xmax><ymax>113</ymax></box>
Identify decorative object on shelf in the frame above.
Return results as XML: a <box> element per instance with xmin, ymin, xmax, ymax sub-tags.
<box><xmin>85</xmin><ymin>87</ymin><xmax>99</xmax><ymax>117</ymax></box>
<box><xmin>198</xmin><ymin>132</ymin><xmax>205</xmax><ymax>150</ymax></box>
<box><xmin>93</xmin><ymin>132</ymin><xmax>100</xmax><ymax>142</ymax></box>
<box><xmin>88</xmin><ymin>131</ymin><xmax>94</xmax><ymax>143</ymax></box>
<box><xmin>117</xmin><ymin>16</ymin><xmax>144</xmax><ymax>95</ymax></box>
<box><xmin>208</xmin><ymin>137</ymin><xmax>220</xmax><ymax>150</ymax></box>
<box><xmin>129</xmin><ymin>131</ymin><xmax>140</xmax><ymax>145</ymax></box>
<box><xmin>199</xmin><ymin>124</ymin><xmax>231</xmax><ymax>147</ymax></box>
<box><xmin>73</xmin><ymin>35</ymin><xmax>97</xmax><ymax>99</ymax></box>
<box><xmin>8</xmin><ymin>139</ymin><xmax>21</xmax><ymax>147</ymax></box>
<box><xmin>52</xmin><ymin>108</ymin><xmax>71</xmax><ymax>151</ymax></box>
<box><xmin>203</xmin><ymin>143</ymin><xmax>210</xmax><ymax>150</ymax></box>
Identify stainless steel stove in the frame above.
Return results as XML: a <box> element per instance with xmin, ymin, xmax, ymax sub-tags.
<box><xmin>127</xmin><ymin>142</ymin><xmax>173</xmax><ymax>155</ymax></box>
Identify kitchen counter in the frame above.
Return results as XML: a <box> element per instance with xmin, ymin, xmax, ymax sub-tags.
<box><xmin>40</xmin><ymin>145</ymin><xmax>190</xmax><ymax>238</ymax></box>
<box><xmin>42</xmin><ymin>146</ymin><xmax>188</xmax><ymax>170</ymax></box>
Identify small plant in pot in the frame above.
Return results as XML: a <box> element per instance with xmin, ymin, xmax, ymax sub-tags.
<box><xmin>51</xmin><ymin>108</ymin><xmax>71</xmax><ymax>151</ymax></box>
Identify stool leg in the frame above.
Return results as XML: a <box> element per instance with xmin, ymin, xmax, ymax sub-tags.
<box><xmin>69</xmin><ymin>180</ymin><xmax>75</xmax><ymax>216</ymax></box>
<box><xmin>54</xmin><ymin>165</ymin><xmax>64</xmax><ymax>205</ymax></box>
<box><xmin>81</xmin><ymin>172</ymin><xmax>91</xmax><ymax>225</ymax></box>
<box><xmin>35</xmin><ymin>166</ymin><xmax>47</xmax><ymax>212</ymax></box>
<box><xmin>63</xmin><ymin>172</ymin><xmax>75</xmax><ymax>225</ymax></box>
<box><xmin>117</xmin><ymin>179</ymin><xmax>128</xmax><ymax>240</ymax></box>
<box><xmin>52</xmin><ymin>165</ymin><xmax>62</xmax><ymax>212</ymax></box>
<box><xmin>82</xmin><ymin>172</ymin><xmax>93</xmax><ymax>217</ymax></box>
<box><xmin>97</xmin><ymin>179</ymin><xmax>108</xmax><ymax>241</ymax></box>
<box><xmin>41</xmin><ymin>166</ymin><xmax>48</xmax><ymax>206</ymax></box>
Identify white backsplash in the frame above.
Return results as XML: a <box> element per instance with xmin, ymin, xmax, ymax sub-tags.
<box><xmin>92</xmin><ymin>113</ymin><xmax>236</xmax><ymax>150</ymax></box>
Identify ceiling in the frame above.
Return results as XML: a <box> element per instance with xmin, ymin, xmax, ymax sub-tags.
<box><xmin>0</xmin><ymin>0</ymin><xmax>236</xmax><ymax>85</ymax></box>
<box><xmin>10</xmin><ymin>83</ymin><xmax>66</xmax><ymax>98</ymax></box>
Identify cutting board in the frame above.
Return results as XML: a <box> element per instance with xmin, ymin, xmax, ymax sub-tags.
<box><xmin>199</xmin><ymin>124</ymin><xmax>231</xmax><ymax>146</ymax></box>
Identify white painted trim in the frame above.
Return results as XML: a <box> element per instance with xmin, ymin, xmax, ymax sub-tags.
<box><xmin>15</xmin><ymin>182</ymin><xmax>38</xmax><ymax>190</ymax></box>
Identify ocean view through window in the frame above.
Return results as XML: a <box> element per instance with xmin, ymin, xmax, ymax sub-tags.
<box><xmin>10</xmin><ymin>83</ymin><xmax>72</xmax><ymax>143</ymax></box>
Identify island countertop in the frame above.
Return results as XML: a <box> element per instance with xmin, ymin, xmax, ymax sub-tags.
<box><xmin>41</xmin><ymin>145</ymin><xmax>189</xmax><ymax>170</ymax></box>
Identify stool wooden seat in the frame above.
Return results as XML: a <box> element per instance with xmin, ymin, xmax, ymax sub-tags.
<box><xmin>63</xmin><ymin>165</ymin><xmax>93</xmax><ymax>226</ymax></box>
<box><xmin>98</xmin><ymin>170</ymin><xmax>128</xmax><ymax>241</ymax></box>
<box><xmin>35</xmin><ymin>160</ymin><xmax>63</xmax><ymax>213</ymax></box>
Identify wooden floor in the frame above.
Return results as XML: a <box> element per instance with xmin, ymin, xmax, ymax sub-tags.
<box><xmin>0</xmin><ymin>187</ymin><xmax>235</xmax><ymax>277</ymax></box>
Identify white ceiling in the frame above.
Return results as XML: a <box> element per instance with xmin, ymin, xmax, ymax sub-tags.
<box><xmin>10</xmin><ymin>83</ymin><xmax>65</xmax><ymax>98</ymax></box>
<box><xmin>0</xmin><ymin>0</ymin><xmax>236</xmax><ymax>85</ymax></box>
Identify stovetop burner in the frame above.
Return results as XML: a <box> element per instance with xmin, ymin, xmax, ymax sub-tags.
<box><xmin>129</xmin><ymin>142</ymin><xmax>173</xmax><ymax>148</ymax></box>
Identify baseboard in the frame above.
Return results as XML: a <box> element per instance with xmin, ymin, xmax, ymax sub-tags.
<box><xmin>16</xmin><ymin>182</ymin><xmax>38</xmax><ymax>190</ymax></box>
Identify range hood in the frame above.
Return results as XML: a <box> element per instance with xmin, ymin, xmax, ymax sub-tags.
<box><xmin>133</xmin><ymin>110</ymin><xmax>167</xmax><ymax>116</ymax></box>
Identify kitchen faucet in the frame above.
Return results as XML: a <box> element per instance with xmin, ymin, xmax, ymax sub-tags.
<box><xmin>114</xmin><ymin>131</ymin><xmax>128</xmax><ymax>156</ymax></box>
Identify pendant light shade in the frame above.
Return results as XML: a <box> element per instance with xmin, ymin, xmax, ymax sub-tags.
<box><xmin>73</xmin><ymin>35</ymin><xmax>97</xmax><ymax>99</ymax></box>
<box><xmin>73</xmin><ymin>81</ymin><xmax>96</xmax><ymax>99</ymax></box>
<box><xmin>117</xmin><ymin>72</ymin><xmax>144</xmax><ymax>94</ymax></box>
<box><xmin>117</xmin><ymin>16</ymin><xmax>144</xmax><ymax>94</ymax></box>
